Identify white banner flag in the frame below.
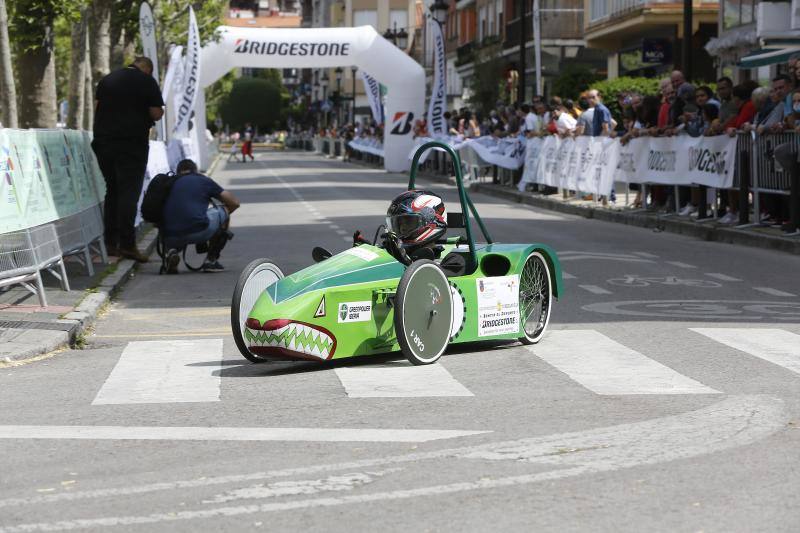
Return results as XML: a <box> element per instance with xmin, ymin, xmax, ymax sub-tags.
<box><xmin>361</xmin><ymin>70</ymin><xmax>383</xmax><ymax>125</ymax></box>
<box><xmin>426</xmin><ymin>17</ymin><xmax>447</xmax><ymax>137</ymax></box>
<box><xmin>518</xmin><ymin>137</ymin><xmax>544</xmax><ymax>191</ymax></box>
<box><xmin>172</xmin><ymin>7</ymin><xmax>200</xmax><ymax>138</ymax></box>
<box><xmin>139</xmin><ymin>1</ymin><xmax>162</xmax><ymax>140</ymax></box>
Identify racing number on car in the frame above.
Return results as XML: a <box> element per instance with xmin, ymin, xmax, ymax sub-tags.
<box><xmin>410</xmin><ymin>329</ymin><xmax>425</xmax><ymax>352</ymax></box>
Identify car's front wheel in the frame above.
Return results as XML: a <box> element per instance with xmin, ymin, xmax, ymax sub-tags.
<box><xmin>231</xmin><ymin>258</ymin><xmax>284</xmax><ymax>363</ymax></box>
<box><xmin>394</xmin><ymin>260</ymin><xmax>453</xmax><ymax>365</ymax></box>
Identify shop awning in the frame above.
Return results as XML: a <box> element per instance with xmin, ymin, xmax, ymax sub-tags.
<box><xmin>737</xmin><ymin>45</ymin><xmax>800</xmax><ymax>69</ymax></box>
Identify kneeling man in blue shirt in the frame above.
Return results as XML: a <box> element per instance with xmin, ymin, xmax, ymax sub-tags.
<box><xmin>162</xmin><ymin>159</ymin><xmax>240</xmax><ymax>273</ymax></box>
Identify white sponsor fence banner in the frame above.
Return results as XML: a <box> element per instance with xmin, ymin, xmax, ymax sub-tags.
<box><xmin>534</xmin><ymin>136</ymin><xmax>619</xmax><ymax>196</ymax></box>
<box><xmin>408</xmin><ymin>135</ymin><xmax>525</xmax><ymax>170</ymax></box>
<box><xmin>173</xmin><ymin>7</ymin><xmax>200</xmax><ymax>139</ymax></box>
<box><xmin>139</xmin><ymin>1</ymin><xmax>163</xmax><ymax>141</ymax></box>
<box><xmin>426</xmin><ymin>17</ymin><xmax>447</xmax><ymax>137</ymax></box>
<box><xmin>521</xmin><ymin>134</ymin><xmax>737</xmax><ymax>194</ymax></box>
<box><xmin>517</xmin><ymin>137</ymin><xmax>544</xmax><ymax>191</ymax></box>
<box><xmin>361</xmin><ymin>71</ymin><xmax>383</xmax><ymax>126</ymax></box>
<box><xmin>619</xmin><ymin>134</ymin><xmax>737</xmax><ymax>189</ymax></box>
<box><xmin>348</xmin><ymin>137</ymin><xmax>384</xmax><ymax>157</ymax></box>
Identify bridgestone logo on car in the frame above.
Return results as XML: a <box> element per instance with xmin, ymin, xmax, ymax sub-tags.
<box><xmin>233</xmin><ymin>40</ymin><xmax>351</xmax><ymax>56</ymax></box>
<box><xmin>481</xmin><ymin>317</ymin><xmax>517</xmax><ymax>329</ymax></box>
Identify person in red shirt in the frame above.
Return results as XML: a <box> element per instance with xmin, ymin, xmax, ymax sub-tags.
<box><xmin>657</xmin><ymin>78</ymin><xmax>674</xmax><ymax>129</ymax></box>
<box><xmin>725</xmin><ymin>84</ymin><xmax>757</xmax><ymax>132</ymax></box>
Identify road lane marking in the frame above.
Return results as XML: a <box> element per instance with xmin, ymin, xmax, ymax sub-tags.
<box><xmin>0</xmin><ymin>396</ymin><xmax>782</xmax><ymax>530</ymax></box>
<box><xmin>561</xmin><ymin>271</ymin><xmax>576</xmax><ymax>279</ymax></box>
<box><xmin>334</xmin><ymin>363</ymin><xmax>473</xmax><ymax>398</ymax></box>
<box><xmin>665</xmin><ymin>261</ymin><xmax>697</xmax><ymax>269</ymax></box>
<box><xmin>704</xmin><ymin>273</ymin><xmax>742</xmax><ymax>282</ymax></box>
<box><xmin>92</xmin><ymin>340</ymin><xmax>223</xmax><ymax>405</ymax></box>
<box><xmin>0</xmin><ymin>426</ymin><xmax>488</xmax><ymax>443</ymax></box>
<box><xmin>632</xmin><ymin>252</ymin><xmax>659</xmax><ymax>259</ymax></box>
<box><xmin>578</xmin><ymin>285</ymin><xmax>611</xmax><ymax>295</ymax></box>
<box><xmin>335</xmin><ymin>229</ymin><xmax>348</xmax><ymax>235</ymax></box>
<box><xmin>528</xmin><ymin>330</ymin><xmax>719</xmax><ymax>395</ymax></box>
<box><xmin>753</xmin><ymin>287</ymin><xmax>797</xmax><ymax>297</ymax></box>
<box><xmin>691</xmin><ymin>328</ymin><xmax>800</xmax><ymax>376</ymax></box>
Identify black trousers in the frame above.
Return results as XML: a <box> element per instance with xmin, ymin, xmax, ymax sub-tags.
<box><xmin>92</xmin><ymin>139</ymin><xmax>149</xmax><ymax>249</ymax></box>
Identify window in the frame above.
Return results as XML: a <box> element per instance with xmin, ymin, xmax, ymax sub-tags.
<box><xmin>488</xmin><ymin>3</ymin><xmax>496</xmax><ymax>35</ymax></box>
<box><xmin>389</xmin><ymin>9</ymin><xmax>408</xmax><ymax>32</ymax></box>
<box><xmin>353</xmin><ymin>9</ymin><xmax>378</xmax><ymax>29</ymax></box>
<box><xmin>478</xmin><ymin>6</ymin><xmax>487</xmax><ymax>40</ymax></box>
<box><xmin>723</xmin><ymin>0</ymin><xmax>757</xmax><ymax>30</ymax></box>
<box><xmin>496</xmin><ymin>0</ymin><xmax>504</xmax><ymax>33</ymax></box>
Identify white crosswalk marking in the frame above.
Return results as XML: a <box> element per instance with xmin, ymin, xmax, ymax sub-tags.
<box><xmin>666</xmin><ymin>261</ymin><xmax>697</xmax><ymax>269</ymax></box>
<box><xmin>704</xmin><ymin>273</ymin><xmax>742</xmax><ymax>282</ymax></box>
<box><xmin>92</xmin><ymin>340</ymin><xmax>223</xmax><ymax>405</ymax></box>
<box><xmin>335</xmin><ymin>363</ymin><xmax>473</xmax><ymax>397</ymax></box>
<box><xmin>528</xmin><ymin>330</ymin><xmax>719</xmax><ymax>395</ymax></box>
<box><xmin>691</xmin><ymin>328</ymin><xmax>800</xmax><ymax>376</ymax></box>
<box><xmin>561</xmin><ymin>271</ymin><xmax>576</xmax><ymax>279</ymax></box>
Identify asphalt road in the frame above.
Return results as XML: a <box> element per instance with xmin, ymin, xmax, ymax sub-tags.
<box><xmin>2</xmin><ymin>151</ymin><xmax>800</xmax><ymax>532</ymax></box>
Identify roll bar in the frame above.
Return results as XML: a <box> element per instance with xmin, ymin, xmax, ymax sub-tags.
<box><xmin>407</xmin><ymin>141</ymin><xmax>493</xmax><ymax>273</ymax></box>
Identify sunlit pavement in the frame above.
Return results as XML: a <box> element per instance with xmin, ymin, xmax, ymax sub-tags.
<box><xmin>1</xmin><ymin>151</ymin><xmax>799</xmax><ymax>532</ymax></box>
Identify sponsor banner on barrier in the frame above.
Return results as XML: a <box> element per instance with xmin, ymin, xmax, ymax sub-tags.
<box><xmin>0</xmin><ymin>129</ymin><xmax>105</xmax><ymax>233</ymax></box>
<box><xmin>532</xmin><ymin>136</ymin><xmax>619</xmax><ymax>196</ymax></box>
<box><xmin>464</xmin><ymin>137</ymin><xmax>526</xmax><ymax>170</ymax></box>
<box><xmin>620</xmin><ymin>135</ymin><xmax>736</xmax><ymax>188</ymax></box>
<box><xmin>348</xmin><ymin>137</ymin><xmax>385</xmax><ymax>157</ymax></box>
<box><xmin>518</xmin><ymin>137</ymin><xmax>544</xmax><ymax>191</ymax></box>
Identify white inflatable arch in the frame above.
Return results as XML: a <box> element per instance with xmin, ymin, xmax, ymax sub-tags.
<box><xmin>199</xmin><ymin>25</ymin><xmax>425</xmax><ymax>172</ymax></box>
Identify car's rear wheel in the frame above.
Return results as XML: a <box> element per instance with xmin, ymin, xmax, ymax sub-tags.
<box><xmin>518</xmin><ymin>251</ymin><xmax>553</xmax><ymax>345</ymax></box>
<box><xmin>394</xmin><ymin>260</ymin><xmax>453</xmax><ymax>365</ymax></box>
<box><xmin>231</xmin><ymin>258</ymin><xmax>284</xmax><ymax>363</ymax></box>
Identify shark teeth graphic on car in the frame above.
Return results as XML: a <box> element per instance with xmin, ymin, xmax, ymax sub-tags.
<box><xmin>244</xmin><ymin>319</ymin><xmax>336</xmax><ymax>360</ymax></box>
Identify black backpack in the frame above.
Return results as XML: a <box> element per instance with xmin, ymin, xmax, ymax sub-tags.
<box><xmin>141</xmin><ymin>172</ymin><xmax>181</xmax><ymax>225</ymax></box>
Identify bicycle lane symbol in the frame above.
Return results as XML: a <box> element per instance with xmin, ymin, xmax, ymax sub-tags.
<box><xmin>606</xmin><ymin>276</ymin><xmax>722</xmax><ymax>288</ymax></box>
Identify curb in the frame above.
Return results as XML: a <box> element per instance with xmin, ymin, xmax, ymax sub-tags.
<box><xmin>471</xmin><ymin>183</ymin><xmax>800</xmax><ymax>256</ymax></box>
<box><xmin>1</xmin><ymin>230</ymin><xmax>159</xmax><ymax>363</ymax></box>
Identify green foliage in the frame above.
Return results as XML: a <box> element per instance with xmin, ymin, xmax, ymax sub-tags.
<box><xmin>551</xmin><ymin>65</ymin><xmax>601</xmax><ymax>101</ymax></box>
<box><xmin>589</xmin><ymin>76</ymin><xmax>662</xmax><ymax>120</ymax></box>
<box><xmin>467</xmin><ymin>52</ymin><xmax>506</xmax><ymax>117</ymax></box>
<box><xmin>206</xmin><ymin>71</ymin><xmax>235</xmax><ymax>131</ymax></box>
<box><xmin>219</xmin><ymin>75</ymin><xmax>289</xmax><ymax>132</ymax></box>
<box><xmin>8</xmin><ymin>0</ymin><xmax>83</xmax><ymax>52</ymax></box>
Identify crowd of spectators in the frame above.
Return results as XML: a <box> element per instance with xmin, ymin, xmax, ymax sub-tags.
<box><xmin>291</xmin><ymin>62</ymin><xmax>800</xmax><ymax>232</ymax></box>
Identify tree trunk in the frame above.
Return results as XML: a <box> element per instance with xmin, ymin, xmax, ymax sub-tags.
<box><xmin>67</xmin><ymin>8</ymin><xmax>88</xmax><ymax>130</ymax></box>
<box><xmin>83</xmin><ymin>45</ymin><xmax>94</xmax><ymax>130</ymax></box>
<box><xmin>16</xmin><ymin>28</ymin><xmax>56</xmax><ymax>128</ymax></box>
<box><xmin>89</xmin><ymin>0</ymin><xmax>113</xmax><ymax>92</ymax></box>
<box><xmin>0</xmin><ymin>0</ymin><xmax>18</xmax><ymax>127</ymax></box>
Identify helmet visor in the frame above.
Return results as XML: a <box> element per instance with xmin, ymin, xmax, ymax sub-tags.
<box><xmin>386</xmin><ymin>214</ymin><xmax>425</xmax><ymax>239</ymax></box>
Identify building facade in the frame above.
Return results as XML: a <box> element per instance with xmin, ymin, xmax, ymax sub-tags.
<box><xmin>583</xmin><ymin>0</ymin><xmax>719</xmax><ymax>80</ymax></box>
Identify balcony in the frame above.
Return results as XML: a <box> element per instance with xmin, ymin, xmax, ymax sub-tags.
<box><xmin>455</xmin><ymin>41</ymin><xmax>475</xmax><ymax>66</ymax></box>
<box><xmin>504</xmin><ymin>10</ymin><xmax>584</xmax><ymax>49</ymax></box>
<box><xmin>589</xmin><ymin>0</ymin><xmax>717</xmax><ymax>25</ymax></box>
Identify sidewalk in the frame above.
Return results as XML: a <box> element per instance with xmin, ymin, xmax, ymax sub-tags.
<box><xmin>469</xmin><ymin>181</ymin><xmax>800</xmax><ymax>255</ymax></box>
<box><xmin>0</xmin><ymin>229</ymin><xmax>158</xmax><ymax>363</ymax></box>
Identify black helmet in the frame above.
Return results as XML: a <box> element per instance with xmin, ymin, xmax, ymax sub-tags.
<box><xmin>386</xmin><ymin>190</ymin><xmax>447</xmax><ymax>247</ymax></box>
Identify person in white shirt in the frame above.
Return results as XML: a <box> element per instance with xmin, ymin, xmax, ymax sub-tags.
<box><xmin>552</xmin><ymin>103</ymin><xmax>577</xmax><ymax>134</ymax></box>
<box><xmin>524</xmin><ymin>104</ymin><xmax>540</xmax><ymax>137</ymax></box>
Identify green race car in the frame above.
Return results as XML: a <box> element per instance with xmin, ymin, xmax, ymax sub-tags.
<box><xmin>231</xmin><ymin>141</ymin><xmax>563</xmax><ymax>365</ymax></box>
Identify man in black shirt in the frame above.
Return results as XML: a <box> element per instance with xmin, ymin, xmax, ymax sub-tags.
<box><xmin>92</xmin><ymin>56</ymin><xmax>164</xmax><ymax>262</ymax></box>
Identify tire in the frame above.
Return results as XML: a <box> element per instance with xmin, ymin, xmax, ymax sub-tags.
<box><xmin>231</xmin><ymin>258</ymin><xmax>284</xmax><ymax>363</ymax></box>
<box><xmin>518</xmin><ymin>251</ymin><xmax>553</xmax><ymax>345</ymax></box>
<box><xmin>394</xmin><ymin>260</ymin><xmax>453</xmax><ymax>365</ymax></box>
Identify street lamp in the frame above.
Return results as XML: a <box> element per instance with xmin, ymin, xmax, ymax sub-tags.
<box><xmin>430</xmin><ymin>0</ymin><xmax>449</xmax><ymax>25</ymax></box>
<box><xmin>335</xmin><ymin>67</ymin><xmax>343</xmax><ymax>126</ymax></box>
<box><xmin>382</xmin><ymin>27</ymin><xmax>396</xmax><ymax>45</ymax></box>
<box><xmin>395</xmin><ymin>26</ymin><xmax>408</xmax><ymax>49</ymax></box>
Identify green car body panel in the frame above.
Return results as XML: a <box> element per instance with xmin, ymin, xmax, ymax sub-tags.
<box><xmin>243</xmin><ymin>243</ymin><xmax>562</xmax><ymax>361</ymax></box>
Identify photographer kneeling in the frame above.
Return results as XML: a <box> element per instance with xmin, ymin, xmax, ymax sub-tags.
<box><xmin>162</xmin><ymin>159</ymin><xmax>240</xmax><ymax>273</ymax></box>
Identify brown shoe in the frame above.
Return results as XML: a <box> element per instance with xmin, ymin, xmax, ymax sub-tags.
<box><xmin>118</xmin><ymin>247</ymin><xmax>149</xmax><ymax>263</ymax></box>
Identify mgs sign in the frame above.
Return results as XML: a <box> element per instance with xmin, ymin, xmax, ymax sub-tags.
<box><xmin>233</xmin><ymin>39</ymin><xmax>352</xmax><ymax>57</ymax></box>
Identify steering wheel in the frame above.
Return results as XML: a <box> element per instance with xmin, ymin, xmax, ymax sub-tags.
<box><xmin>381</xmin><ymin>231</ymin><xmax>412</xmax><ymax>266</ymax></box>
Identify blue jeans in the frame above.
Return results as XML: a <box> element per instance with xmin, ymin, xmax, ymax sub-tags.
<box><xmin>164</xmin><ymin>206</ymin><xmax>228</xmax><ymax>250</ymax></box>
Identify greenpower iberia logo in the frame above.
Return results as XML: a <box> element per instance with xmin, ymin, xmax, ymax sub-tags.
<box><xmin>339</xmin><ymin>303</ymin><xmax>348</xmax><ymax>321</ymax></box>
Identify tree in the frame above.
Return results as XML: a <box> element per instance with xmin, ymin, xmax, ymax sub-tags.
<box><xmin>220</xmin><ymin>76</ymin><xmax>288</xmax><ymax>132</ymax></box>
<box><xmin>467</xmin><ymin>53</ymin><xmax>506</xmax><ymax>117</ymax></box>
<box><xmin>10</xmin><ymin>0</ymin><xmax>62</xmax><ymax>128</ymax></box>
<box><xmin>0</xmin><ymin>0</ymin><xmax>18</xmax><ymax>127</ymax></box>
<box><xmin>551</xmin><ymin>65</ymin><xmax>601</xmax><ymax>101</ymax></box>
<box><xmin>67</xmin><ymin>7</ymin><xmax>88</xmax><ymax>129</ymax></box>
<box><xmin>89</xmin><ymin>0</ymin><xmax>112</xmax><ymax>92</ymax></box>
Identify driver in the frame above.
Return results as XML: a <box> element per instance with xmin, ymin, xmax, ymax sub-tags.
<box><xmin>385</xmin><ymin>190</ymin><xmax>447</xmax><ymax>259</ymax></box>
